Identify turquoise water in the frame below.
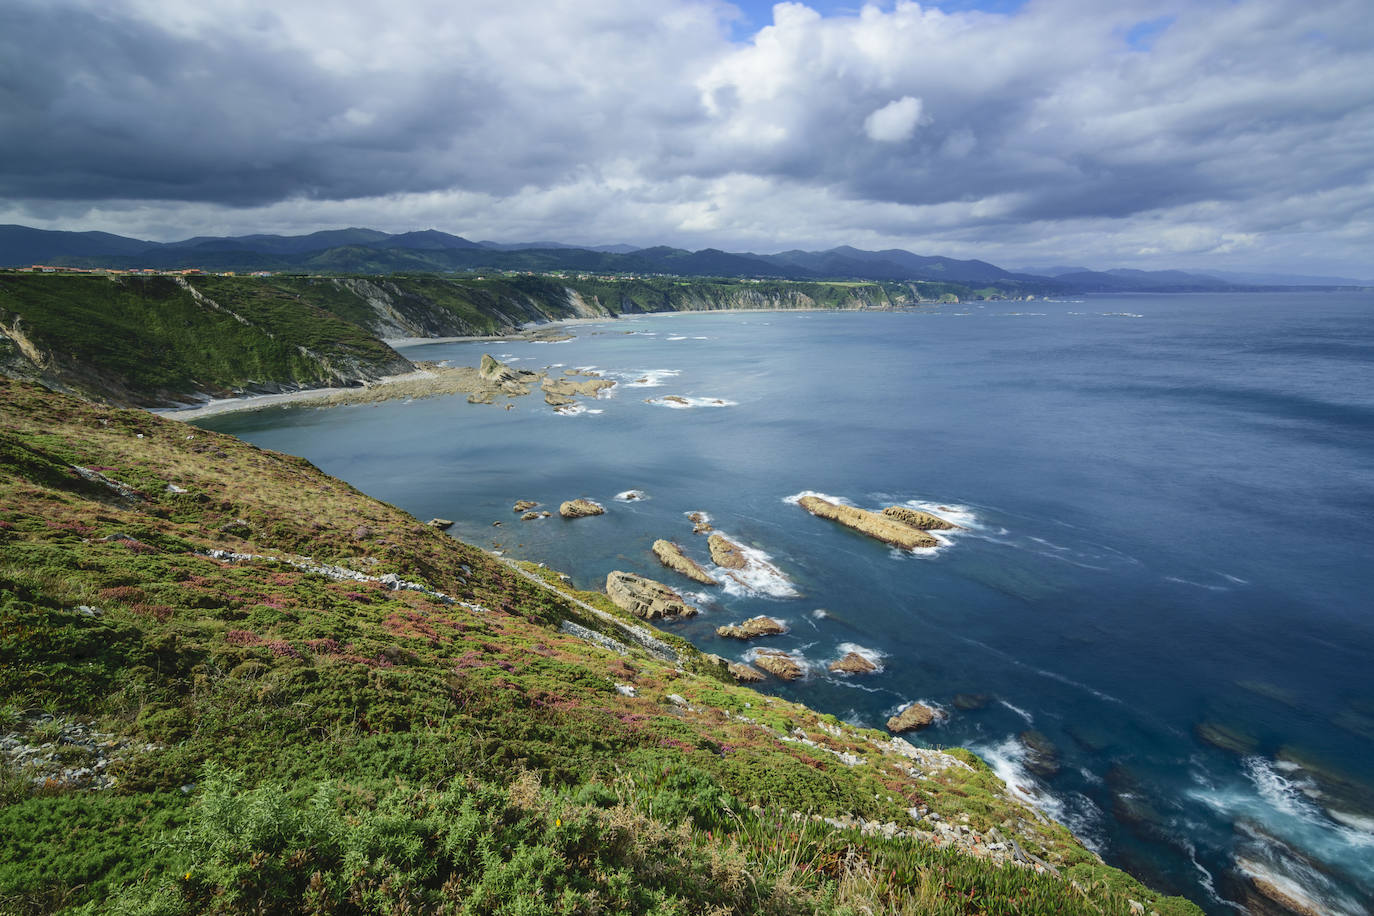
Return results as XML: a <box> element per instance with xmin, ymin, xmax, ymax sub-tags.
<box><xmin>202</xmin><ymin>293</ymin><xmax>1374</xmax><ymax>914</ymax></box>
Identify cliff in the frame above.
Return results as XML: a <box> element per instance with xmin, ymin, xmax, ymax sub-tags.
<box><xmin>0</xmin><ymin>377</ymin><xmax>1201</xmax><ymax>915</ymax></box>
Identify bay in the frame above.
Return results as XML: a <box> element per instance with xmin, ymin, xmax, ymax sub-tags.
<box><xmin>202</xmin><ymin>292</ymin><xmax>1374</xmax><ymax>914</ymax></box>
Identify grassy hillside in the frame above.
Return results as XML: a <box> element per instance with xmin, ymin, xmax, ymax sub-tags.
<box><xmin>0</xmin><ymin>275</ymin><xmax>412</xmax><ymax>407</ymax></box>
<box><xmin>0</xmin><ymin>378</ymin><xmax>1201</xmax><ymax>915</ymax></box>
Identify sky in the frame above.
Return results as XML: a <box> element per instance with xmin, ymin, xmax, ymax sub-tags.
<box><xmin>1</xmin><ymin>0</ymin><xmax>1371</xmax><ymax>276</ymax></box>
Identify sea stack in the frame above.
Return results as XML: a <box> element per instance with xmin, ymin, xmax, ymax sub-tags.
<box><xmin>652</xmin><ymin>539</ymin><xmax>718</xmax><ymax>585</ymax></box>
<box><xmin>604</xmin><ymin>571</ymin><xmax>698</xmax><ymax>620</ymax></box>
<box><xmin>797</xmin><ymin>495</ymin><xmax>940</xmax><ymax>549</ymax></box>
<box><xmin>559</xmin><ymin>499</ymin><xmax>605</xmax><ymax>519</ymax></box>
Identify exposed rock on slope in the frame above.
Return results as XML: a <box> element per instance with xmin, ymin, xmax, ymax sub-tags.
<box><xmin>882</xmin><ymin>506</ymin><xmax>959</xmax><ymax>531</ymax></box>
<box><xmin>559</xmin><ymin>499</ymin><xmax>604</xmax><ymax>519</ymax></box>
<box><xmin>604</xmin><ymin>571</ymin><xmax>699</xmax><ymax>620</ymax></box>
<box><xmin>652</xmin><ymin>540</ymin><xmax>718</xmax><ymax>585</ymax></box>
<box><xmin>798</xmin><ymin>496</ymin><xmax>940</xmax><ymax>549</ymax></box>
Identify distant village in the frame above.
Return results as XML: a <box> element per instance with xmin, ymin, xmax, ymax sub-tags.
<box><xmin>12</xmin><ymin>265</ymin><xmax>276</xmax><ymax>277</ymax></box>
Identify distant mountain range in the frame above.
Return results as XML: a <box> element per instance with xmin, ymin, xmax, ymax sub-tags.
<box><xmin>2</xmin><ymin>224</ymin><xmax>1366</xmax><ymax>292</ymax></box>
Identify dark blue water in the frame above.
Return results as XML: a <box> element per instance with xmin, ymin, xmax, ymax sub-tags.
<box><xmin>202</xmin><ymin>293</ymin><xmax>1374</xmax><ymax>914</ymax></box>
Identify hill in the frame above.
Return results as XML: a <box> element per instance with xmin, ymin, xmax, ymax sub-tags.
<box><xmin>0</xmin><ymin>377</ymin><xmax>1202</xmax><ymax>914</ymax></box>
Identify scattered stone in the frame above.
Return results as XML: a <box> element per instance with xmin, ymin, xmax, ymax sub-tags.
<box><xmin>829</xmin><ymin>652</ymin><xmax>878</xmax><ymax>675</ymax></box>
<box><xmin>652</xmin><ymin>539</ymin><xmax>718</xmax><ymax>585</ymax></box>
<box><xmin>716</xmin><ymin>616</ymin><xmax>787</xmax><ymax>639</ymax></box>
<box><xmin>708</xmin><ymin>533</ymin><xmax>747</xmax><ymax>569</ymax></box>
<box><xmin>604</xmin><ymin>571</ymin><xmax>698</xmax><ymax>620</ymax></box>
<box><xmin>797</xmin><ymin>495</ymin><xmax>940</xmax><ymax>549</ymax></box>
<box><xmin>882</xmin><ymin>506</ymin><xmax>959</xmax><ymax>531</ymax></box>
<box><xmin>513</xmin><ymin>500</ymin><xmax>538</xmax><ymax>512</ymax></box>
<box><xmin>559</xmin><ymin>499</ymin><xmax>605</xmax><ymax>518</ymax></box>
<box><xmin>888</xmin><ymin>702</ymin><xmax>939</xmax><ymax>733</ymax></box>
<box><xmin>753</xmin><ymin>650</ymin><xmax>805</xmax><ymax>680</ymax></box>
<box><xmin>614</xmin><ymin>683</ymin><xmax>637</xmax><ymax>697</ymax></box>
<box><xmin>427</xmin><ymin>518</ymin><xmax>454</xmax><ymax>529</ymax></box>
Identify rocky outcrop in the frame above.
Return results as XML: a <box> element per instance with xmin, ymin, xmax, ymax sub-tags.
<box><xmin>559</xmin><ymin>499</ymin><xmax>604</xmax><ymax>519</ymax></box>
<box><xmin>513</xmin><ymin>500</ymin><xmax>538</xmax><ymax>513</ymax></box>
<box><xmin>716</xmin><ymin>616</ymin><xmax>786</xmax><ymax>639</ymax></box>
<box><xmin>707</xmin><ymin>534</ymin><xmax>747</xmax><ymax>569</ymax></box>
<box><xmin>652</xmin><ymin>540</ymin><xmax>718</xmax><ymax>585</ymax></box>
<box><xmin>727</xmin><ymin>662</ymin><xmax>765</xmax><ymax>683</ymax></box>
<box><xmin>887</xmin><ymin>702</ymin><xmax>939</xmax><ymax>733</ymax></box>
<box><xmin>687</xmin><ymin>512</ymin><xmax>713</xmax><ymax>534</ymax></box>
<box><xmin>604</xmin><ymin>571</ymin><xmax>698</xmax><ymax>620</ymax></box>
<box><xmin>426</xmin><ymin>518</ymin><xmax>454</xmax><ymax>529</ymax></box>
<box><xmin>882</xmin><ymin>506</ymin><xmax>959</xmax><ymax>531</ymax></box>
<box><xmin>479</xmin><ymin>354</ymin><xmax>540</xmax><ymax>394</ymax></box>
<box><xmin>752</xmin><ymin>650</ymin><xmax>805</xmax><ymax>680</ymax></box>
<box><xmin>829</xmin><ymin>652</ymin><xmax>878</xmax><ymax>675</ymax></box>
<box><xmin>797</xmin><ymin>496</ymin><xmax>939</xmax><ymax>549</ymax></box>
<box><xmin>541</xmin><ymin>374</ymin><xmax>615</xmax><ymax>407</ymax></box>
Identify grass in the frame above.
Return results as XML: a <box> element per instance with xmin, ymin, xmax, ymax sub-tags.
<box><xmin>0</xmin><ymin>378</ymin><xmax>1202</xmax><ymax>915</ymax></box>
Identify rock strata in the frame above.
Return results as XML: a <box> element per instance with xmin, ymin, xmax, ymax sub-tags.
<box><xmin>479</xmin><ymin>353</ymin><xmax>540</xmax><ymax>392</ymax></box>
<box><xmin>753</xmin><ymin>650</ymin><xmax>805</xmax><ymax>680</ymax></box>
<box><xmin>707</xmin><ymin>534</ymin><xmax>748</xmax><ymax>569</ymax></box>
<box><xmin>652</xmin><ymin>539</ymin><xmax>718</xmax><ymax>585</ymax></box>
<box><xmin>882</xmin><ymin>506</ymin><xmax>959</xmax><ymax>531</ymax></box>
<box><xmin>797</xmin><ymin>496</ymin><xmax>939</xmax><ymax>549</ymax></box>
<box><xmin>829</xmin><ymin>652</ymin><xmax>878</xmax><ymax>675</ymax></box>
<box><xmin>716</xmin><ymin>616</ymin><xmax>786</xmax><ymax>639</ymax></box>
<box><xmin>887</xmin><ymin>702</ymin><xmax>939</xmax><ymax>733</ymax></box>
<box><xmin>727</xmin><ymin>662</ymin><xmax>765</xmax><ymax>683</ymax></box>
<box><xmin>604</xmin><ymin>571</ymin><xmax>698</xmax><ymax>620</ymax></box>
<box><xmin>559</xmin><ymin>499</ymin><xmax>604</xmax><ymax>519</ymax></box>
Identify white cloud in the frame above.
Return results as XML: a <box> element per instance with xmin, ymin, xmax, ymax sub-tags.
<box><xmin>863</xmin><ymin>96</ymin><xmax>923</xmax><ymax>142</ymax></box>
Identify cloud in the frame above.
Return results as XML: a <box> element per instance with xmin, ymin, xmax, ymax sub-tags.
<box><xmin>0</xmin><ymin>0</ymin><xmax>1371</xmax><ymax>275</ymax></box>
<box><xmin>864</xmin><ymin>97</ymin><xmax>924</xmax><ymax>143</ymax></box>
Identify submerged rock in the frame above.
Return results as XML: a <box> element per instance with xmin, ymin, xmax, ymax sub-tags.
<box><xmin>829</xmin><ymin>652</ymin><xmax>878</xmax><ymax>675</ymax></box>
<box><xmin>604</xmin><ymin>571</ymin><xmax>698</xmax><ymax>620</ymax></box>
<box><xmin>797</xmin><ymin>496</ymin><xmax>940</xmax><ymax>549</ymax></box>
<box><xmin>1018</xmin><ymin>730</ymin><xmax>1061</xmax><ymax>778</ymax></box>
<box><xmin>716</xmin><ymin>616</ymin><xmax>786</xmax><ymax>639</ymax></box>
<box><xmin>952</xmin><ymin>693</ymin><xmax>991</xmax><ymax>711</ymax></box>
<box><xmin>753</xmin><ymin>650</ymin><xmax>805</xmax><ymax>680</ymax></box>
<box><xmin>727</xmin><ymin>662</ymin><xmax>765</xmax><ymax>683</ymax></box>
<box><xmin>887</xmin><ymin>702</ymin><xmax>939</xmax><ymax>733</ymax></box>
<box><xmin>1194</xmin><ymin>721</ymin><xmax>1259</xmax><ymax>756</ymax></box>
<box><xmin>707</xmin><ymin>534</ymin><xmax>747</xmax><ymax>569</ymax></box>
<box><xmin>882</xmin><ymin>506</ymin><xmax>959</xmax><ymax>531</ymax></box>
<box><xmin>559</xmin><ymin>499</ymin><xmax>604</xmax><ymax>519</ymax></box>
<box><xmin>652</xmin><ymin>539</ymin><xmax>718</xmax><ymax>585</ymax></box>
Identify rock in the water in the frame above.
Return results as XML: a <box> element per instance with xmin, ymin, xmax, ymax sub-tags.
<box><xmin>716</xmin><ymin>616</ymin><xmax>786</xmax><ymax>639</ymax></box>
<box><xmin>513</xmin><ymin>500</ymin><xmax>538</xmax><ymax>512</ymax></box>
<box><xmin>1018</xmin><ymin>730</ymin><xmax>1061</xmax><ymax>778</ymax></box>
<box><xmin>708</xmin><ymin>533</ymin><xmax>748</xmax><ymax>569</ymax></box>
<box><xmin>520</xmin><ymin>511</ymin><xmax>541</xmax><ymax>521</ymax></box>
<box><xmin>882</xmin><ymin>506</ymin><xmax>959</xmax><ymax>531</ymax></box>
<box><xmin>604</xmin><ymin>571</ymin><xmax>698</xmax><ymax>620</ymax></box>
<box><xmin>828</xmin><ymin>652</ymin><xmax>878</xmax><ymax>675</ymax></box>
<box><xmin>1194</xmin><ymin>721</ymin><xmax>1259</xmax><ymax>756</ymax></box>
<box><xmin>727</xmin><ymin>662</ymin><xmax>765</xmax><ymax>683</ymax></box>
<box><xmin>687</xmin><ymin>511</ymin><xmax>714</xmax><ymax>534</ymax></box>
<box><xmin>560</xmin><ymin>499</ymin><xmax>605</xmax><ymax>519</ymax></box>
<box><xmin>753</xmin><ymin>649</ymin><xmax>805</xmax><ymax>680</ymax></box>
<box><xmin>797</xmin><ymin>496</ymin><xmax>940</xmax><ymax>549</ymax></box>
<box><xmin>952</xmin><ymin>693</ymin><xmax>991</xmax><ymax>711</ymax></box>
<box><xmin>652</xmin><ymin>539</ymin><xmax>718</xmax><ymax>585</ymax></box>
<box><xmin>426</xmin><ymin>518</ymin><xmax>454</xmax><ymax>529</ymax></box>
<box><xmin>887</xmin><ymin>702</ymin><xmax>939</xmax><ymax>733</ymax></box>
<box><xmin>479</xmin><ymin>353</ymin><xmax>539</xmax><ymax>392</ymax></box>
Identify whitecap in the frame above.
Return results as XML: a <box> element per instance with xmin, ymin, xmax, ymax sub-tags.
<box><xmin>553</xmin><ymin>404</ymin><xmax>603</xmax><ymax>416</ymax></box>
<box><xmin>608</xmin><ymin>368</ymin><xmax>680</xmax><ymax>388</ymax></box>
<box><xmin>665</xmin><ymin>335</ymin><xmax>688</xmax><ymax>341</ymax></box>
<box><xmin>783</xmin><ymin>490</ymin><xmax>854</xmax><ymax>507</ymax></box>
<box><xmin>645</xmin><ymin>396</ymin><xmax>737</xmax><ymax>409</ymax></box>
<box><xmin>614</xmin><ymin>490</ymin><xmax>649</xmax><ymax>502</ymax></box>
<box><xmin>810</xmin><ymin>608</ymin><xmax>829</xmax><ymax>619</ymax></box>
<box><xmin>1165</xmin><ymin>575</ymin><xmax>1231</xmax><ymax>592</ymax></box>
<box><xmin>998</xmin><ymin>699</ymin><xmax>1034</xmax><ymax>724</ymax></box>
<box><xmin>970</xmin><ymin>737</ymin><xmax>1106</xmax><ymax>850</ymax></box>
<box><xmin>710</xmin><ymin>533</ymin><xmax>800</xmax><ymax>599</ymax></box>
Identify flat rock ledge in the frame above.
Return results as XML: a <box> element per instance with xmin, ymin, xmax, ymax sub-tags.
<box><xmin>727</xmin><ymin>662</ymin><xmax>765</xmax><ymax>682</ymax></box>
<box><xmin>887</xmin><ymin>701</ymin><xmax>940</xmax><ymax>733</ymax></box>
<box><xmin>798</xmin><ymin>496</ymin><xmax>939</xmax><ymax>549</ymax></box>
<box><xmin>560</xmin><ymin>498</ymin><xmax>605</xmax><ymax>519</ymax></box>
<box><xmin>716</xmin><ymin>616</ymin><xmax>787</xmax><ymax>639</ymax></box>
<box><xmin>426</xmin><ymin>518</ymin><xmax>454</xmax><ymax>529</ymax></box>
<box><xmin>652</xmin><ymin>539</ymin><xmax>718</xmax><ymax>585</ymax></box>
<box><xmin>881</xmin><ymin>506</ymin><xmax>959</xmax><ymax>531</ymax></box>
<box><xmin>753</xmin><ymin>649</ymin><xmax>805</xmax><ymax>680</ymax></box>
<box><xmin>605</xmin><ymin>570</ymin><xmax>698</xmax><ymax>620</ymax></box>
<box><xmin>707</xmin><ymin>533</ymin><xmax>748</xmax><ymax>569</ymax></box>
<box><xmin>829</xmin><ymin>652</ymin><xmax>879</xmax><ymax>675</ymax></box>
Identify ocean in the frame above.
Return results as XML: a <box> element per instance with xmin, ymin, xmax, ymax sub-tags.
<box><xmin>200</xmin><ymin>292</ymin><xmax>1374</xmax><ymax>914</ymax></box>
